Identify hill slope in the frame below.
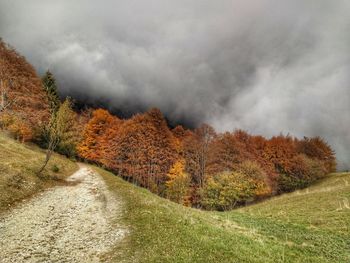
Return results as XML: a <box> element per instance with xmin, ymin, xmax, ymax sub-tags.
<box><xmin>96</xmin><ymin>167</ymin><xmax>350</xmax><ymax>263</ymax></box>
<box><xmin>0</xmin><ymin>133</ymin><xmax>78</xmax><ymax>213</ymax></box>
<box><xmin>0</xmin><ymin>40</ymin><xmax>49</xmax><ymax>127</ymax></box>
<box><xmin>0</xmin><ymin>133</ymin><xmax>348</xmax><ymax>262</ymax></box>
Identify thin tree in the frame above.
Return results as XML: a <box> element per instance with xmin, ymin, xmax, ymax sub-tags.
<box><xmin>37</xmin><ymin>99</ymin><xmax>73</xmax><ymax>175</ymax></box>
<box><xmin>0</xmin><ymin>80</ymin><xmax>14</xmax><ymax>113</ymax></box>
<box><xmin>195</xmin><ymin>124</ymin><xmax>216</xmax><ymax>187</ymax></box>
<box><xmin>0</xmin><ymin>59</ymin><xmax>16</xmax><ymax>114</ymax></box>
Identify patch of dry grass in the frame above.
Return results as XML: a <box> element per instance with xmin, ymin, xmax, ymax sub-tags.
<box><xmin>0</xmin><ymin>132</ymin><xmax>78</xmax><ymax>213</ymax></box>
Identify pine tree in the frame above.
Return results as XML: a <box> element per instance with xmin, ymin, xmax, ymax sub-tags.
<box><xmin>42</xmin><ymin>70</ymin><xmax>60</xmax><ymax>113</ymax></box>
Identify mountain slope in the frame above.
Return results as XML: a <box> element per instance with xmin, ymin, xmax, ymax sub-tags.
<box><xmin>96</xmin><ymin>167</ymin><xmax>350</xmax><ymax>263</ymax></box>
<box><xmin>0</xmin><ymin>40</ymin><xmax>49</xmax><ymax>127</ymax></box>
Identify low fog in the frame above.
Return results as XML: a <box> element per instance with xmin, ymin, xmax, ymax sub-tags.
<box><xmin>0</xmin><ymin>0</ymin><xmax>349</xmax><ymax>169</ymax></box>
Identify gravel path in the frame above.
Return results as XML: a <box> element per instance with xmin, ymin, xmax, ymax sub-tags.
<box><xmin>0</xmin><ymin>165</ymin><xmax>127</xmax><ymax>263</ymax></box>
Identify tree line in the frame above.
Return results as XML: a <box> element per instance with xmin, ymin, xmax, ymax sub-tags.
<box><xmin>76</xmin><ymin>108</ymin><xmax>336</xmax><ymax>210</ymax></box>
<box><xmin>0</xmin><ymin>39</ymin><xmax>336</xmax><ymax>210</ymax></box>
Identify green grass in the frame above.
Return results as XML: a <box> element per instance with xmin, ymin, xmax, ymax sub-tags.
<box><xmin>95</xmin><ymin>167</ymin><xmax>350</xmax><ymax>263</ymax></box>
<box><xmin>1</xmin><ymin>131</ymin><xmax>348</xmax><ymax>262</ymax></box>
<box><xmin>0</xmin><ymin>132</ymin><xmax>78</xmax><ymax>213</ymax></box>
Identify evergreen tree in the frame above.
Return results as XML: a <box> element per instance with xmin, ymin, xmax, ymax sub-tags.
<box><xmin>42</xmin><ymin>70</ymin><xmax>60</xmax><ymax>113</ymax></box>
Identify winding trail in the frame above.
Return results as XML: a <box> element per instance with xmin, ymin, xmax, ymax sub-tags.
<box><xmin>0</xmin><ymin>165</ymin><xmax>126</xmax><ymax>263</ymax></box>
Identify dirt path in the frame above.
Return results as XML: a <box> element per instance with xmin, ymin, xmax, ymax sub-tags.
<box><xmin>0</xmin><ymin>165</ymin><xmax>127</xmax><ymax>263</ymax></box>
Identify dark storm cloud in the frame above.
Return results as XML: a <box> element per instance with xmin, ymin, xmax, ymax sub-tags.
<box><xmin>0</xmin><ymin>0</ymin><xmax>349</xmax><ymax>169</ymax></box>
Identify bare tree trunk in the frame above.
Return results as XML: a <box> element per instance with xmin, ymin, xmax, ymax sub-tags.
<box><xmin>37</xmin><ymin>149</ymin><xmax>53</xmax><ymax>175</ymax></box>
<box><xmin>37</xmin><ymin>135</ymin><xmax>59</xmax><ymax>176</ymax></box>
<box><xmin>0</xmin><ymin>79</ymin><xmax>15</xmax><ymax>114</ymax></box>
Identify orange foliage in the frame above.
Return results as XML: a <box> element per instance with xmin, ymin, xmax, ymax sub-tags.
<box><xmin>165</xmin><ymin>159</ymin><xmax>191</xmax><ymax>205</ymax></box>
<box><xmin>0</xmin><ymin>39</ymin><xmax>49</xmax><ymax>133</ymax></box>
<box><xmin>263</xmin><ymin>135</ymin><xmax>298</xmax><ymax>174</ymax></box>
<box><xmin>0</xmin><ymin>113</ymin><xmax>33</xmax><ymax>142</ymax></box>
<box><xmin>77</xmin><ymin>109</ymin><xmax>118</xmax><ymax>162</ymax></box>
<box><xmin>206</xmin><ymin>132</ymin><xmax>245</xmax><ymax>175</ymax></box>
<box><xmin>172</xmin><ymin>125</ymin><xmax>190</xmax><ymax>155</ymax></box>
<box><xmin>76</xmin><ymin>109</ymin><xmax>336</xmax><ymax>208</ymax></box>
<box><xmin>183</xmin><ymin>124</ymin><xmax>216</xmax><ymax>187</ymax></box>
<box><xmin>1</xmin><ymin>39</ymin><xmax>335</xmax><ymax>210</ymax></box>
<box><xmin>84</xmin><ymin>108</ymin><xmax>178</xmax><ymax>194</ymax></box>
<box><xmin>8</xmin><ymin>118</ymin><xmax>33</xmax><ymax>142</ymax></box>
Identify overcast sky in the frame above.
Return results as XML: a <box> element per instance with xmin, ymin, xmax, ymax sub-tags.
<box><xmin>0</xmin><ymin>0</ymin><xmax>349</xmax><ymax>169</ymax></box>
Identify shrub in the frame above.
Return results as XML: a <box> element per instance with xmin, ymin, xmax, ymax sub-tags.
<box><xmin>277</xmin><ymin>154</ymin><xmax>328</xmax><ymax>192</ymax></box>
<box><xmin>297</xmin><ymin>136</ymin><xmax>336</xmax><ymax>173</ymax></box>
<box><xmin>56</xmin><ymin>141</ymin><xmax>77</xmax><ymax>158</ymax></box>
<box><xmin>237</xmin><ymin>161</ymin><xmax>272</xmax><ymax>198</ymax></box>
<box><xmin>8</xmin><ymin>121</ymin><xmax>33</xmax><ymax>142</ymax></box>
<box><xmin>51</xmin><ymin>165</ymin><xmax>60</xmax><ymax>173</ymax></box>
<box><xmin>200</xmin><ymin>172</ymin><xmax>255</xmax><ymax>211</ymax></box>
<box><xmin>0</xmin><ymin>114</ymin><xmax>33</xmax><ymax>142</ymax></box>
<box><xmin>0</xmin><ymin>113</ymin><xmax>13</xmax><ymax>129</ymax></box>
<box><xmin>277</xmin><ymin>174</ymin><xmax>308</xmax><ymax>193</ymax></box>
<box><xmin>303</xmin><ymin>155</ymin><xmax>327</xmax><ymax>181</ymax></box>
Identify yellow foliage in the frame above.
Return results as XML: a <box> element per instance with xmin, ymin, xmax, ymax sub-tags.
<box><xmin>0</xmin><ymin>113</ymin><xmax>33</xmax><ymax>142</ymax></box>
<box><xmin>166</xmin><ymin>159</ymin><xmax>191</xmax><ymax>205</ymax></box>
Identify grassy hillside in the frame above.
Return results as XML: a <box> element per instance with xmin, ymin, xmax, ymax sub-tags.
<box><xmin>96</xmin><ymin>167</ymin><xmax>350</xmax><ymax>263</ymax></box>
<box><xmin>0</xmin><ymin>132</ymin><xmax>78</xmax><ymax>213</ymax></box>
<box><xmin>1</xmin><ymin>131</ymin><xmax>348</xmax><ymax>262</ymax></box>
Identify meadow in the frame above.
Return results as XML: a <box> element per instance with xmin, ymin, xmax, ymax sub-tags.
<box><xmin>96</xmin><ymin>167</ymin><xmax>350</xmax><ymax>263</ymax></box>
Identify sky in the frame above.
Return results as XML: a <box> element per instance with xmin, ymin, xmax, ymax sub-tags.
<box><xmin>0</xmin><ymin>0</ymin><xmax>349</xmax><ymax>169</ymax></box>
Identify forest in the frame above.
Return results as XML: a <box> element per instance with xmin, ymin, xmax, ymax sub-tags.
<box><xmin>0</xmin><ymin>39</ymin><xmax>337</xmax><ymax>211</ymax></box>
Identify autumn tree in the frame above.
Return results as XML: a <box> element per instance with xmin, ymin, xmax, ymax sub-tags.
<box><xmin>5</xmin><ymin>114</ymin><xmax>32</xmax><ymax>142</ymax></box>
<box><xmin>263</xmin><ymin>135</ymin><xmax>298</xmax><ymax>174</ymax></box>
<box><xmin>55</xmin><ymin>100</ymin><xmax>81</xmax><ymax>157</ymax></box>
<box><xmin>184</xmin><ymin>124</ymin><xmax>216</xmax><ymax>187</ymax></box>
<box><xmin>0</xmin><ymin>79</ymin><xmax>15</xmax><ymax>113</ymax></box>
<box><xmin>99</xmin><ymin>116</ymin><xmax>122</xmax><ymax>168</ymax></box>
<box><xmin>172</xmin><ymin>125</ymin><xmax>187</xmax><ymax>139</ymax></box>
<box><xmin>201</xmin><ymin>171</ymin><xmax>256</xmax><ymax>211</ymax></box>
<box><xmin>112</xmin><ymin>108</ymin><xmax>178</xmax><ymax>194</ymax></box>
<box><xmin>206</xmin><ymin>132</ymin><xmax>245</xmax><ymax>176</ymax></box>
<box><xmin>0</xmin><ymin>42</ymin><xmax>14</xmax><ymax>114</ymax></box>
<box><xmin>77</xmin><ymin>109</ymin><xmax>115</xmax><ymax>162</ymax></box>
<box><xmin>297</xmin><ymin>136</ymin><xmax>336</xmax><ymax>173</ymax></box>
<box><xmin>172</xmin><ymin>125</ymin><xmax>189</xmax><ymax>156</ymax></box>
<box><xmin>37</xmin><ymin>99</ymin><xmax>75</xmax><ymax>174</ymax></box>
<box><xmin>249</xmin><ymin>135</ymin><xmax>276</xmax><ymax>180</ymax></box>
<box><xmin>166</xmin><ymin>159</ymin><xmax>191</xmax><ymax>205</ymax></box>
<box><xmin>0</xmin><ymin>39</ymin><xmax>49</xmax><ymax>140</ymax></box>
<box><xmin>237</xmin><ymin>161</ymin><xmax>271</xmax><ymax>198</ymax></box>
